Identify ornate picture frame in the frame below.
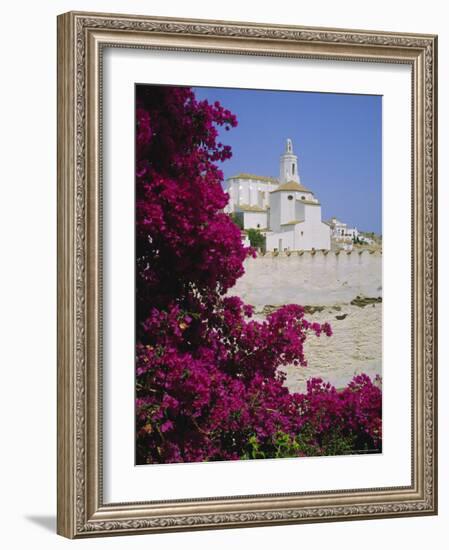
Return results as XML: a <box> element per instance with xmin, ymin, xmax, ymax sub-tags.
<box><xmin>57</xmin><ymin>11</ymin><xmax>437</xmax><ymax>538</ymax></box>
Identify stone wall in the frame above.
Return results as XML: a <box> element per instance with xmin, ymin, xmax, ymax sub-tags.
<box><xmin>230</xmin><ymin>250</ymin><xmax>382</xmax><ymax>307</ymax></box>
<box><xmin>229</xmin><ymin>250</ymin><xmax>383</xmax><ymax>389</ymax></box>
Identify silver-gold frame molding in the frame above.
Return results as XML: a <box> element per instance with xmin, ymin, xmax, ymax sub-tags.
<box><xmin>57</xmin><ymin>11</ymin><xmax>438</xmax><ymax>538</ymax></box>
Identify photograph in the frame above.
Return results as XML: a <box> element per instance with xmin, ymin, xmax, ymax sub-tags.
<box><xmin>135</xmin><ymin>84</ymin><xmax>383</xmax><ymax>465</ymax></box>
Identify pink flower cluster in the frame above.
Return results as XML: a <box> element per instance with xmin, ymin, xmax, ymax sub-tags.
<box><xmin>295</xmin><ymin>375</ymin><xmax>382</xmax><ymax>454</ymax></box>
<box><xmin>136</xmin><ymin>86</ymin><xmax>247</xmax><ymax>315</ymax></box>
<box><xmin>135</xmin><ymin>85</ymin><xmax>382</xmax><ymax>463</ymax></box>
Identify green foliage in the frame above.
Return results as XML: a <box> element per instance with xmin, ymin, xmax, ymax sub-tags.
<box><xmin>241</xmin><ymin>428</ymin><xmax>359</xmax><ymax>460</ymax></box>
<box><xmin>229</xmin><ymin>212</ymin><xmax>244</xmax><ymax>230</ymax></box>
<box><xmin>318</xmin><ymin>430</ymin><xmax>356</xmax><ymax>456</ymax></box>
<box><xmin>272</xmin><ymin>431</ymin><xmax>302</xmax><ymax>458</ymax></box>
<box><xmin>242</xmin><ymin>432</ymin><xmax>302</xmax><ymax>460</ymax></box>
<box><xmin>246</xmin><ymin>228</ymin><xmax>266</xmax><ymax>250</ymax></box>
<box><xmin>241</xmin><ymin>435</ymin><xmax>266</xmax><ymax>460</ymax></box>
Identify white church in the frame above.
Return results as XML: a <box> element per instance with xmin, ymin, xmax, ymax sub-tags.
<box><xmin>224</xmin><ymin>138</ymin><xmax>331</xmax><ymax>252</ymax></box>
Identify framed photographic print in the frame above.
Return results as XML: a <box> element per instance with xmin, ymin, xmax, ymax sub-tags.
<box><xmin>57</xmin><ymin>11</ymin><xmax>438</xmax><ymax>538</ymax></box>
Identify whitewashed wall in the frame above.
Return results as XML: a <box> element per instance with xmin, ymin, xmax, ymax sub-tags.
<box><xmin>294</xmin><ymin>219</ymin><xmax>331</xmax><ymax>250</ymax></box>
<box><xmin>230</xmin><ymin>250</ymin><xmax>382</xmax><ymax>306</ymax></box>
<box><xmin>266</xmin><ymin>226</ymin><xmax>296</xmax><ymax>251</ymax></box>
<box><xmin>243</xmin><ymin>211</ymin><xmax>268</xmax><ymax>229</ymax></box>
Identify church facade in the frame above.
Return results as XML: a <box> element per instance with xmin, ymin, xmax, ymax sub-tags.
<box><xmin>224</xmin><ymin>139</ymin><xmax>331</xmax><ymax>252</ymax></box>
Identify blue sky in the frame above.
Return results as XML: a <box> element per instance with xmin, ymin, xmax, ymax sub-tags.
<box><xmin>193</xmin><ymin>86</ymin><xmax>382</xmax><ymax>234</ymax></box>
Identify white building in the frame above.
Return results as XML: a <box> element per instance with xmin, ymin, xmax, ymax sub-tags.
<box><xmin>224</xmin><ymin>173</ymin><xmax>276</xmax><ymax>230</ymax></box>
<box><xmin>326</xmin><ymin>216</ymin><xmax>359</xmax><ymax>240</ymax></box>
<box><xmin>359</xmin><ymin>234</ymin><xmax>375</xmax><ymax>245</ymax></box>
<box><xmin>224</xmin><ymin>138</ymin><xmax>331</xmax><ymax>251</ymax></box>
<box><xmin>325</xmin><ymin>216</ymin><xmax>359</xmax><ymax>251</ymax></box>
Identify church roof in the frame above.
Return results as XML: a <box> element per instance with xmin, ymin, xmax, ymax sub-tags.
<box><xmin>281</xmin><ymin>220</ymin><xmax>304</xmax><ymax>226</ymax></box>
<box><xmin>325</xmin><ymin>217</ymin><xmax>346</xmax><ymax>226</ymax></box>
<box><xmin>228</xmin><ymin>173</ymin><xmax>279</xmax><ymax>184</ymax></box>
<box><xmin>237</xmin><ymin>204</ymin><xmax>268</xmax><ymax>212</ymax></box>
<box><xmin>271</xmin><ymin>181</ymin><xmax>313</xmax><ymax>193</ymax></box>
<box><xmin>297</xmin><ymin>198</ymin><xmax>321</xmax><ymax>206</ymax></box>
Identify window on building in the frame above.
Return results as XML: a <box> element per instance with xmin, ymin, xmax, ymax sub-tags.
<box><xmin>301</xmin><ymin>195</ymin><xmax>306</xmax><ymax>200</ymax></box>
<box><xmin>287</xmin><ymin>195</ymin><xmax>293</xmax><ymax>201</ymax></box>
<box><xmin>292</xmin><ymin>163</ymin><xmax>295</xmax><ymax>175</ymax></box>
<box><xmin>257</xmin><ymin>224</ymin><xmax>260</xmax><ymax>228</ymax></box>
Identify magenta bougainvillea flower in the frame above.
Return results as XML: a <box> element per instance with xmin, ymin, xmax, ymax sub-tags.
<box><xmin>135</xmin><ymin>85</ymin><xmax>381</xmax><ymax>464</ymax></box>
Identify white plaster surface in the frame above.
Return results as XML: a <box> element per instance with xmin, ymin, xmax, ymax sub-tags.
<box><xmin>280</xmin><ymin>303</ymin><xmax>381</xmax><ymax>391</ymax></box>
<box><xmin>230</xmin><ymin>251</ymin><xmax>382</xmax><ymax>307</ymax></box>
<box><xmin>229</xmin><ymin>252</ymin><xmax>382</xmax><ymax>389</ymax></box>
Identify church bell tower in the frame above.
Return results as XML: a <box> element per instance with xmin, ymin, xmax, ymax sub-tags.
<box><xmin>279</xmin><ymin>138</ymin><xmax>300</xmax><ymax>184</ymax></box>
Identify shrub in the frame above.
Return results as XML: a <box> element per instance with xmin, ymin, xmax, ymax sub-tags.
<box><xmin>246</xmin><ymin>228</ymin><xmax>266</xmax><ymax>250</ymax></box>
<box><xmin>229</xmin><ymin>212</ymin><xmax>244</xmax><ymax>230</ymax></box>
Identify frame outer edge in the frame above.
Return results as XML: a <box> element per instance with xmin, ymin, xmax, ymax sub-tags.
<box><xmin>431</xmin><ymin>35</ymin><xmax>438</xmax><ymax>515</ymax></box>
<box><xmin>57</xmin><ymin>12</ymin><xmax>77</xmax><ymax>539</ymax></box>
<box><xmin>56</xmin><ymin>10</ymin><xmax>438</xmax><ymax>537</ymax></box>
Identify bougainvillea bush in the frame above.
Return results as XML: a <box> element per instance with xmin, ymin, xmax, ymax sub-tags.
<box><xmin>135</xmin><ymin>84</ymin><xmax>382</xmax><ymax>464</ymax></box>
